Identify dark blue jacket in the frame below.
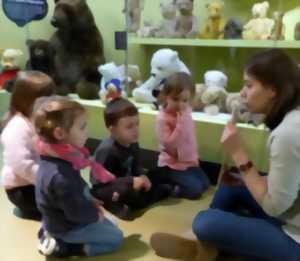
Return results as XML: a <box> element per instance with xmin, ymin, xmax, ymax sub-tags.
<box><xmin>35</xmin><ymin>155</ymin><xmax>98</xmax><ymax>234</ymax></box>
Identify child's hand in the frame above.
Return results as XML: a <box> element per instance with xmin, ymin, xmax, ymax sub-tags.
<box><xmin>97</xmin><ymin>206</ymin><xmax>105</xmax><ymax>222</ymax></box>
<box><xmin>91</xmin><ymin>196</ymin><xmax>104</xmax><ymax>208</ymax></box>
<box><xmin>112</xmin><ymin>192</ymin><xmax>120</xmax><ymax>202</ymax></box>
<box><xmin>140</xmin><ymin>175</ymin><xmax>152</xmax><ymax>191</ymax></box>
<box><xmin>133</xmin><ymin>177</ymin><xmax>147</xmax><ymax>191</ymax></box>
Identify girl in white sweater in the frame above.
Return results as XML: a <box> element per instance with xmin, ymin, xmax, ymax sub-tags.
<box><xmin>1</xmin><ymin>71</ymin><xmax>54</xmax><ymax>220</ymax></box>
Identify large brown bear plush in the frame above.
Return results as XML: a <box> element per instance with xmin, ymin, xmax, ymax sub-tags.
<box><xmin>50</xmin><ymin>0</ymin><xmax>105</xmax><ymax>99</ymax></box>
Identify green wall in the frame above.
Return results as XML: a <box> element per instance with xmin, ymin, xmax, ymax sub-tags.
<box><xmin>0</xmin><ymin>0</ymin><xmax>300</xmax><ymax>92</ymax></box>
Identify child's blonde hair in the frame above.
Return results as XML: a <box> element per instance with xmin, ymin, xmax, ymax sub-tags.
<box><xmin>158</xmin><ymin>72</ymin><xmax>195</xmax><ymax>106</ymax></box>
<box><xmin>33</xmin><ymin>96</ymin><xmax>85</xmax><ymax>143</ymax></box>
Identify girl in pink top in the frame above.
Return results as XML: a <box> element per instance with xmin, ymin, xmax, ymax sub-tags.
<box><xmin>1</xmin><ymin>71</ymin><xmax>54</xmax><ymax>220</ymax></box>
<box><xmin>156</xmin><ymin>72</ymin><xmax>209</xmax><ymax>199</ymax></box>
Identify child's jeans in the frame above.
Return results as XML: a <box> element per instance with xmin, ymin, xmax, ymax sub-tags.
<box><xmin>53</xmin><ymin>218</ymin><xmax>123</xmax><ymax>256</ymax></box>
<box><xmin>152</xmin><ymin>166</ymin><xmax>210</xmax><ymax>199</ymax></box>
<box><xmin>192</xmin><ymin>184</ymin><xmax>300</xmax><ymax>261</ymax></box>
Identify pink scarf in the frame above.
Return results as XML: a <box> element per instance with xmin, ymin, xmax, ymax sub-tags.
<box><xmin>35</xmin><ymin>139</ymin><xmax>116</xmax><ymax>183</ymax></box>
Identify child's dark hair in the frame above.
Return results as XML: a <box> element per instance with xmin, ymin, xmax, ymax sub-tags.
<box><xmin>104</xmin><ymin>98</ymin><xmax>138</xmax><ymax>128</ymax></box>
<box><xmin>2</xmin><ymin>71</ymin><xmax>54</xmax><ymax>127</ymax></box>
<box><xmin>158</xmin><ymin>72</ymin><xmax>195</xmax><ymax>105</ymax></box>
<box><xmin>245</xmin><ymin>49</ymin><xmax>300</xmax><ymax>130</ymax></box>
<box><xmin>33</xmin><ymin>96</ymin><xmax>85</xmax><ymax>143</ymax></box>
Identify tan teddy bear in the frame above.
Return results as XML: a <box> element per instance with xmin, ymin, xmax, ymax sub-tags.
<box><xmin>242</xmin><ymin>1</ymin><xmax>275</xmax><ymax>40</ymax></box>
<box><xmin>270</xmin><ymin>11</ymin><xmax>285</xmax><ymax>40</ymax></box>
<box><xmin>192</xmin><ymin>70</ymin><xmax>228</xmax><ymax>115</ymax></box>
<box><xmin>200</xmin><ymin>1</ymin><xmax>226</xmax><ymax>39</ymax></box>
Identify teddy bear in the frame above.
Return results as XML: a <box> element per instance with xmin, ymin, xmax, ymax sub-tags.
<box><xmin>224</xmin><ymin>18</ymin><xmax>243</xmax><ymax>39</ymax></box>
<box><xmin>137</xmin><ymin>19</ymin><xmax>157</xmax><ymax>37</ymax></box>
<box><xmin>0</xmin><ymin>49</ymin><xmax>23</xmax><ymax>91</ymax></box>
<box><xmin>226</xmin><ymin>92</ymin><xmax>264</xmax><ymax>125</ymax></box>
<box><xmin>118</xmin><ymin>64</ymin><xmax>142</xmax><ymax>97</ymax></box>
<box><xmin>50</xmin><ymin>0</ymin><xmax>105</xmax><ymax>99</ymax></box>
<box><xmin>132</xmin><ymin>48</ymin><xmax>190</xmax><ymax>103</ymax></box>
<box><xmin>154</xmin><ymin>0</ymin><xmax>178</xmax><ymax>38</ymax></box>
<box><xmin>26</xmin><ymin>39</ymin><xmax>55</xmax><ymax>77</ymax></box>
<box><xmin>192</xmin><ymin>70</ymin><xmax>228</xmax><ymax>115</ymax></box>
<box><xmin>174</xmin><ymin>0</ymin><xmax>198</xmax><ymax>38</ymax></box>
<box><xmin>98</xmin><ymin>62</ymin><xmax>127</xmax><ymax>102</ymax></box>
<box><xmin>123</xmin><ymin>0</ymin><xmax>144</xmax><ymax>33</ymax></box>
<box><xmin>242</xmin><ymin>1</ymin><xmax>275</xmax><ymax>40</ymax></box>
<box><xmin>270</xmin><ymin>11</ymin><xmax>285</xmax><ymax>40</ymax></box>
<box><xmin>200</xmin><ymin>1</ymin><xmax>226</xmax><ymax>39</ymax></box>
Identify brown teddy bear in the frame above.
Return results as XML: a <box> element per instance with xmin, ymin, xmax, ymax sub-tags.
<box><xmin>50</xmin><ymin>0</ymin><xmax>105</xmax><ymax>99</ymax></box>
<box><xmin>26</xmin><ymin>39</ymin><xmax>55</xmax><ymax>77</ymax></box>
<box><xmin>200</xmin><ymin>1</ymin><xmax>226</xmax><ymax>39</ymax></box>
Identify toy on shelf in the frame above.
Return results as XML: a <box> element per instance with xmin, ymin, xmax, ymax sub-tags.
<box><xmin>100</xmin><ymin>79</ymin><xmax>123</xmax><ymax>104</ymax></box>
<box><xmin>0</xmin><ymin>49</ymin><xmax>23</xmax><ymax>91</ymax></box>
<box><xmin>200</xmin><ymin>1</ymin><xmax>226</xmax><ymax>39</ymax></box>
<box><xmin>137</xmin><ymin>19</ymin><xmax>157</xmax><ymax>37</ymax></box>
<box><xmin>270</xmin><ymin>11</ymin><xmax>285</xmax><ymax>40</ymax></box>
<box><xmin>50</xmin><ymin>0</ymin><xmax>105</xmax><ymax>99</ymax></box>
<box><xmin>226</xmin><ymin>93</ymin><xmax>264</xmax><ymax>125</ymax></box>
<box><xmin>174</xmin><ymin>0</ymin><xmax>198</xmax><ymax>38</ymax></box>
<box><xmin>242</xmin><ymin>1</ymin><xmax>275</xmax><ymax>40</ymax></box>
<box><xmin>192</xmin><ymin>70</ymin><xmax>228</xmax><ymax>115</ymax></box>
<box><xmin>124</xmin><ymin>0</ymin><xmax>144</xmax><ymax>33</ymax></box>
<box><xmin>294</xmin><ymin>22</ymin><xmax>300</xmax><ymax>40</ymax></box>
<box><xmin>224</xmin><ymin>18</ymin><xmax>243</xmax><ymax>39</ymax></box>
<box><xmin>98</xmin><ymin>62</ymin><xmax>127</xmax><ymax>101</ymax></box>
<box><xmin>132</xmin><ymin>48</ymin><xmax>190</xmax><ymax>103</ymax></box>
<box><xmin>154</xmin><ymin>0</ymin><xmax>177</xmax><ymax>38</ymax></box>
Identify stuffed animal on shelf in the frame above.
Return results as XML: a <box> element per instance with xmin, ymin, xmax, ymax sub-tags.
<box><xmin>192</xmin><ymin>70</ymin><xmax>228</xmax><ymax>115</ymax></box>
<box><xmin>224</xmin><ymin>18</ymin><xmax>243</xmax><ymax>39</ymax></box>
<box><xmin>132</xmin><ymin>48</ymin><xmax>190</xmax><ymax>103</ymax></box>
<box><xmin>50</xmin><ymin>0</ymin><xmax>105</xmax><ymax>99</ymax></box>
<box><xmin>242</xmin><ymin>1</ymin><xmax>275</xmax><ymax>40</ymax></box>
<box><xmin>0</xmin><ymin>48</ymin><xmax>23</xmax><ymax>90</ymax></box>
<box><xmin>123</xmin><ymin>0</ymin><xmax>144</xmax><ymax>33</ymax></box>
<box><xmin>26</xmin><ymin>39</ymin><xmax>55</xmax><ymax>76</ymax></box>
<box><xmin>137</xmin><ymin>19</ymin><xmax>157</xmax><ymax>37</ymax></box>
<box><xmin>98</xmin><ymin>62</ymin><xmax>128</xmax><ymax>100</ymax></box>
<box><xmin>100</xmin><ymin>79</ymin><xmax>123</xmax><ymax>104</ymax></box>
<box><xmin>226</xmin><ymin>92</ymin><xmax>264</xmax><ymax>125</ymax></box>
<box><xmin>118</xmin><ymin>64</ymin><xmax>142</xmax><ymax>97</ymax></box>
<box><xmin>200</xmin><ymin>1</ymin><xmax>226</xmax><ymax>39</ymax></box>
<box><xmin>270</xmin><ymin>11</ymin><xmax>285</xmax><ymax>40</ymax></box>
<box><xmin>154</xmin><ymin>0</ymin><xmax>177</xmax><ymax>38</ymax></box>
<box><xmin>174</xmin><ymin>0</ymin><xmax>198</xmax><ymax>38</ymax></box>
<box><xmin>294</xmin><ymin>22</ymin><xmax>300</xmax><ymax>40</ymax></box>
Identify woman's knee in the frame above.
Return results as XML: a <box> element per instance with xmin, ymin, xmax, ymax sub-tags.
<box><xmin>192</xmin><ymin>209</ymin><xmax>222</xmax><ymax>241</ymax></box>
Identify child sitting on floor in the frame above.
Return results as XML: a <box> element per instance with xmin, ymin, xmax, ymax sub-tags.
<box><xmin>91</xmin><ymin>98</ymin><xmax>172</xmax><ymax>220</ymax></box>
<box><xmin>33</xmin><ymin>96</ymin><xmax>123</xmax><ymax>258</ymax></box>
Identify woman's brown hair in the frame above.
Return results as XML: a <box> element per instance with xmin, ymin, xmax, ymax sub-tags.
<box><xmin>245</xmin><ymin>49</ymin><xmax>300</xmax><ymax>130</ymax></box>
<box><xmin>158</xmin><ymin>72</ymin><xmax>195</xmax><ymax>106</ymax></box>
<box><xmin>33</xmin><ymin>96</ymin><xmax>85</xmax><ymax>143</ymax></box>
<box><xmin>2</xmin><ymin>71</ymin><xmax>55</xmax><ymax>127</ymax></box>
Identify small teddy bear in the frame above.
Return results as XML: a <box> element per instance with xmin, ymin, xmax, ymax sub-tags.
<box><xmin>0</xmin><ymin>49</ymin><xmax>23</xmax><ymax>90</ymax></box>
<box><xmin>200</xmin><ymin>1</ymin><xmax>226</xmax><ymax>39</ymax></box>
<box><xmin>226</xmin><ymin>92</ymin><xmax>264</xmax><ymax>125</ymax></box>
<box><xmin>154</xmin><ymin>0</ymin><xmax>177</xmax><ymax>38</ymax></box>
<box><xmin>242</xmin><ymin>1</ymin><xmax>275</xmax><ymax>40</ymax></box>
<box><xmin>137</xmin><ymin>19</ymin><xmax>157</xmax><ymax>37</ymax></box>
<box><xmin>224</xmin><ymin>18</ymin><xmax>243</xmax><ymax>39</ymax></box>
<box><xmin>123</xmin><ymin>0</ymin><xmax>144</xmax><ymax>33</ymax></box>
<box><xmin>174</xmin><ymin>0</ymin><xmax>198</xmax><ymax>38</ymax></box>
<box><xmin>192</xmin><ymin>70</ymin><xmax>228</xmax><ymax>115</ymax></box>
<box><xmin>270</xmin><ymin>11</ymin><xmax>285</xmax><ymax>40</ymax></box>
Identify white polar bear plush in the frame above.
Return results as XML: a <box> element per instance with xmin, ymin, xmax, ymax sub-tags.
<box><xmin>132</xmin><ymin>48</ymin><xmax>190</xmax><ymax>103</ymax></box>
<box><xmin>98</xmin><ymin>62</ymin><xmax>127</xmax><ymax>100</ymax></box>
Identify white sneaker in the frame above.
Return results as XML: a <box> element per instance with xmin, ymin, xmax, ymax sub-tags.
<box><xmin>38</xmin><ymin>231</ymin><xmax>57</xmax><ymax>256</ymax></box>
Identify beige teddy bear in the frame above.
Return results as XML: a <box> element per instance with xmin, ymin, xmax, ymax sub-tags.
<box><xmin>270</xmin><ymin>11</ymin><xmax>285</xmax><ymax>40</ymax></box>
<box><xmin>154</xmin><ymin>0</ymin><xmax>178</xmax><ymax>38</ymax></box>
<box><xmin>192</xmin><ymin>70</ymin><xmax>228</xmax><ymax>115</ymax></box>
<box><xmin>123</xmin><ymin>0</ymin><xmax>144</xmax><ymax>33</ymax></box>
<box><xmin>242</xmin><ymin>1</ymin><xmax>275</xmax><ymax>40</ymax></box>
<box><xmin>200</xmin><ymin>1</ymin><xmax>226</xmax><ymax>39</ymax></box>
<box><xmin>226</xmin><ymin>93</ymin><xmax>265</xmax><ymax>125</ymax></box>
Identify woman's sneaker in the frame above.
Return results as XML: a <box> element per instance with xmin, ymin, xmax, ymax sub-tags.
<box><xmin>38</xmin><ymin>231</ymin><xmax>58</xmax><ymax>256</ymax></box>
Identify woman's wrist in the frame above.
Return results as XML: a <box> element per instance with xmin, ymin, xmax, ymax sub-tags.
<box><xmin>232</xmin><ymin>149</ymin><xmax>249</xmax><ymax>167</ymax></box>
